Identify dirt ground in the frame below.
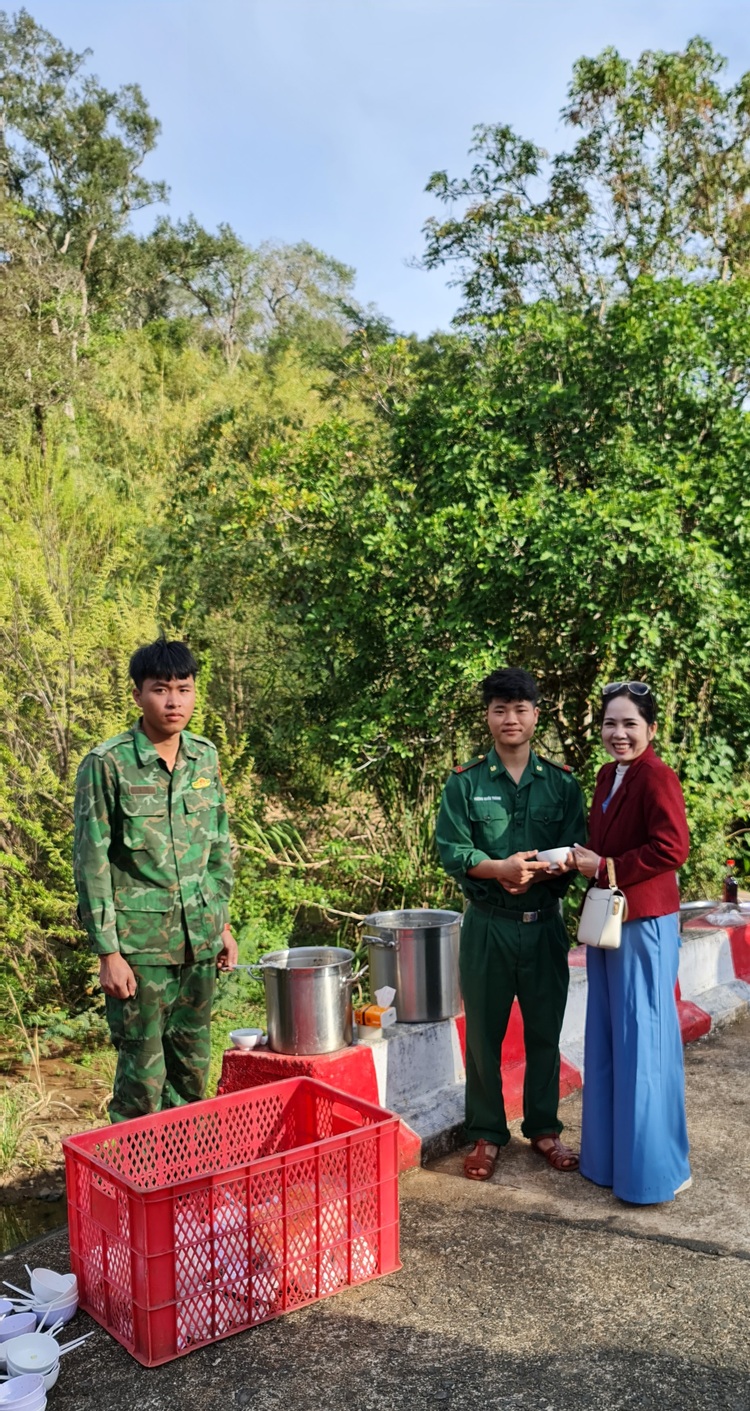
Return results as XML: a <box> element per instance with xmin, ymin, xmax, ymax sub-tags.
<box><xmin>0</xmin><ymin>1051</ymin><xmax>113</xmax><ymax>1207</ymax></box>
<box><xmin>3</xmin><ymin>1014</ymin><xmax>748</xmax><ymax>1411</ymax></box>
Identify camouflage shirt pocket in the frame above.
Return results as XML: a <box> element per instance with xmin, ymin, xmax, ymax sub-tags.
<box><xmin>120</xmin><ymin>791</ymin><xmax>168</xmax><ymax>855</ymax></box>
<box><xmin>183</xmin><ymin>788</ymin><xmax>220</xmax><ymax>842</ymax></box>
<box><xmin>113</xmin><ymin>890</ymin><xmax>177</xmax><ymax>954</ymax></box>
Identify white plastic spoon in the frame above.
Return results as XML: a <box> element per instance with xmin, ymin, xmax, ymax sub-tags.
<box><xmin>56</xmin><ymin>1333</ymin><xmax>97</xmax><ymax>1355</ymax></box>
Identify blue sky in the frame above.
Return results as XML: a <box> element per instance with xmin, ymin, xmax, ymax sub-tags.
<box><xmin>24</xmin><ymin>0</ymin><xmax>750</xmax><ymax>335</ymax></box>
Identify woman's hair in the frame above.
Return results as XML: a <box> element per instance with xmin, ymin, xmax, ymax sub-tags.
<box><xmin>601</xmin><ymin>684</ymin><xmax>657</xmax><ymax>726</ymax></box>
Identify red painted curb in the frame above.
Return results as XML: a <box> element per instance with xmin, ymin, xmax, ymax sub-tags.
<box><xmin>728</xmin><ymin>922</ymin><xmax>750</xmax><ymax>982</ymax></box>
<box><xmin>456</xmin><ymin>1001</ymin><xmax>582</xmax><ymax>1123</ymax></box>
<box><xmin>217</xmin><ymin>1042</ymin><xmax>422</xmax><ymax>1171</ymax></box>
<box><xmin>674</xmin><ymin>979</ymin><xmax>711</xmax><ymax>1042</ymax></box>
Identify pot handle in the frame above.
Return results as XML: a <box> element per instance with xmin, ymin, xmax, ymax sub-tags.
<box><xmin>341</xmin><ymin>965</ymin><xmax>369</xmax><ymax>987</ymax></box>
<box><xmin>232</xmin><ymin>963</ymin><xmax>266</xmax><ymax>976</ymax></box>
<box><xmin>362</xmin><ymin>934</ymin><xmax>399</xmax><ymax>950</ymax></box>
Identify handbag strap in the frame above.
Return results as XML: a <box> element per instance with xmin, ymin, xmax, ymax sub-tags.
<box><xmin>606</xmin><ymin>857</ymin><xmax>618</xmax><ymax>890</ymax></box>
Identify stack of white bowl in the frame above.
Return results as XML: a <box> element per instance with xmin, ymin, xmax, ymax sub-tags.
<box><xmin>0</xmin><ymin>1374</ymin><xmax>47</xmax><ymax>1411</ymax></box>
<box><xmin>28</xmin><ymin>1271</ymin><xmax>78</xmax><ymax>1330</ymax></box>
<box><xmin>0</xmin><ymin>1317</ymin><xmax>37</xmax><ymax>1368</ymax></box>
<box><xmin>3</xmin><ymin>1335</ymin><xmax>60</xmax><ymax>1392</ymax></box>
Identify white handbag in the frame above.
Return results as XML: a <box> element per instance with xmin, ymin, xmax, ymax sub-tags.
<box><xmin>577</xmin><ymin>858</ymin><xmax>628</xmax><ymax>948</ymax></box>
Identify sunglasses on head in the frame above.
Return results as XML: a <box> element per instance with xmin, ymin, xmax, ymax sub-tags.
<box><xmin>602</xmin><ymin>681</ymin><xmax>651</xmax><ymax>697</ymax></box>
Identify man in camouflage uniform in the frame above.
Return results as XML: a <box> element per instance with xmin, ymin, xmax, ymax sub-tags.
<box><xmin>74</xmin><ymin>639</ymin><xmax>237</xmax><ymax>1123</ymax></box>
<box><xmin>436</xmin><ymin>667</ymin><xmax>586</xmax><ymax>1180</ymax></box>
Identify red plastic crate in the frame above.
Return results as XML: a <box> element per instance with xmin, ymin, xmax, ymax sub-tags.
<box><xmin>63</xmin><ymin>1077</ymin><xmax>401</xmax><ymax>1366</ymax></box>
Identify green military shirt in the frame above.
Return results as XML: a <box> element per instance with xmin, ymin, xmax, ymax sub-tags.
<box><xmin>436</xmin><ymin>745</ymin><xmax>586</xmax><ymax>912</ymax></box>
<box><xmin>73</xmin><ymin>722</ymin><xmax>233</xmax><ymax>964</ymax></box>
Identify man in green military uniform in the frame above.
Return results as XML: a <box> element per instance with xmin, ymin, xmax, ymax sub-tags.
<box><xmin>436</xmin><ymin>667</ymin><xmax>586</xmax><ymax>1180</ymax></box>
<box><xmin>74</xmin><ymin>639</ymin><xmax>237</xmax><ymax>1123</ymax></box>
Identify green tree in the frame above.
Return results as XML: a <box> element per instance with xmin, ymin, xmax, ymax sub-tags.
<box><xmin>171</xmin><ymin>277</ymin><xmax>750</xmax><ymax>895</ymax></box>
<box><xmin>0</xmin><ymin>195</ymin><xmax>83</xmax><ymax>452</ymax></box>
<box><xmin>151</xmin><ymin>217</ymin><xmax>358</xmax><ymax>366</ymax></box>
<box><xmin>0</xmin><ymin>447</ymin><xmax>158</xmax><ymax>1013</ymax></box>
<box><xmin>422</xmin><ymin>37</ymin><xmax>750</xmax><ymax>319</ymax></box>
<box><xmin>0</xmin><ymin>7</ymin><xmax>167</xmax><ymax>329</ymax></box>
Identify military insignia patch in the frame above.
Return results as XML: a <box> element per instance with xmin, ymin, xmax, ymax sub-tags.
<box><xmin>192</xmin><ymin>777</ymin><xmax>212</xmax><ymax>790</ymax></box>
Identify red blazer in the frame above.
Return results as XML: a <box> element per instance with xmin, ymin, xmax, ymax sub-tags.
<box><xmin>588</xmin><ymin>744</ymin><xmax>689</xmax><ymax>921</ymax></box>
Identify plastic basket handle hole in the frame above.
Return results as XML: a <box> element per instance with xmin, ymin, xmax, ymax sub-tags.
<box><xmin>330</xmin><ymin>1102</ymin><xmax>365</xmax><ymax>1134</ymax></box>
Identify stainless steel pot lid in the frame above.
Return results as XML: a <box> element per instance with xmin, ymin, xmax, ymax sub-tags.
<box><xmin>362</xmin><ymin>910</ymin><xmax>462</xmax><ymax>928</ymax></box>
<box><xmin>258</xmin><ymin>946</ymin><xmax>355</xmax><ymax>970</ymax></box>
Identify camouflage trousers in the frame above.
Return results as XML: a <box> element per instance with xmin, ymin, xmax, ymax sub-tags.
<box><xmin>105</xmin><ymin>960</ymin><xmax>216</xmax><ymax>1124</ymax></box>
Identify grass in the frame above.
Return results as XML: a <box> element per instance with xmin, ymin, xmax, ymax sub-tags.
<box><xmin>0</xmin><ymin>1083</ymin><xmax>47</xmax><ymax>1175</ymax></box>
<box><xmin>0</xmin><ymin>989</ymin><xmax>77</xmax><ymax>1176</ymax></box>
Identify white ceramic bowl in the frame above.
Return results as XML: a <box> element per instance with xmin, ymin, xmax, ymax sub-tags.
<box><xmin>229</xmin><ymin>1028</ymin><xmax>264</xmax><ymax>1050</ymax></box>
<box><xmin>0</xmin><ymin>1375</ymin><xmax>47</xmax><ymax>1411</ymax></box>
<box><xmin>29</xmin><ymin>1272</ymin><xmax>75</xmax><ymax>1304</ymax></box>
<box><xmin>537</xmin><ymin>846</ymin><xmax>574</xmax><ymax>870</ymax></box>
<box><xmin>33</xmin><ymin>1285</ymin><xmax>77</xmax><ymax>1308</ymax></box>
<box><xmin>5</xmin><ymin>1360</ymin><xmax>58</xmax><ymax>1395</ymax></box>
<box><xmin>3</xmin><ymin>1334</ymin><xmax>59</xmax><ymax>1377</ymax></box>
<box><xmin>33</xmin><ymin>1296</ymin><xmax>78</xmax><ymax>1327</ymax></box>
<box><xmin>11</xmin><ymin>1365</ymin><xmax>56</xmax><ymax>1395</ymax></box>
<box><xmin>0</xmin><ymin>1374</ymin><xmax>46</xmax><ymax>1402</ymax></box>
<box><xmin>0</xmin><ymin>1316</ymin><xmax>37</xmax><ymax>1345</ymax></box>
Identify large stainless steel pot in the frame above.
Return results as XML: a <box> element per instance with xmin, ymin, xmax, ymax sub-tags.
<box><xmin>361</xmin><ymin>910</ymin><xmax>463</xmax><ymax>1023</ymax></box>
<box><xmin>252</xmin><ymin>947</ymin><xmax>365</xmax><ymax>1055</ymax></box>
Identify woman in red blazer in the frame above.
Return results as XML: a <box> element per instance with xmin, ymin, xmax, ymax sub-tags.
<box><xmin>573</xmin><ymin>683</ymin><xmax>691</xmax><ymax>1204</ymax></box>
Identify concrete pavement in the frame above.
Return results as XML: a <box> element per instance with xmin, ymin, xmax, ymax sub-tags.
<box><xmin>4</xmin><ymin>1016</ymin><xmax>749</xmax><ymax>1411</ymax></box>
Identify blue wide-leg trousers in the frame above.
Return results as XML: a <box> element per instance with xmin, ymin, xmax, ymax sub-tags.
<box><xmin>580</xmin><ymin>913</ymin><xmax>690</xmax><ymax>1205</ymax></box>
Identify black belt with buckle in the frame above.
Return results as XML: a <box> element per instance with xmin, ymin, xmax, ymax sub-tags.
<box><xmin>470</xmin><ymin>900</ymin><xmax>561</xmax><ymax>924</ymax></box>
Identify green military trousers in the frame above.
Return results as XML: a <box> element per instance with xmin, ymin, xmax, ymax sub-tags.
<box><xmin>459</xmin><ymin>902</ymin><xmax>570</xmax><ymax>1145</ymax></box>
<box><xmin>105</xmin><ymin>960</ymin><xmax>216</xmax><ymax>1124</ymax></box>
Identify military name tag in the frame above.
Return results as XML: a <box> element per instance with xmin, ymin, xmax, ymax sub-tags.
<box><xmin>131</xmin><ymin>785</ymin><xmax>157</xmax><ymax>796</ymax></box>
<box><xmin>192</xmin><ymin>776</ymin><xmax>212</xmax><ymax>790</ymax></box>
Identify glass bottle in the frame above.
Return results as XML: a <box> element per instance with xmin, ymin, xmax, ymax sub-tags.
<box><xmin>723</xmin><ymin>859</ymin><xmax>738</xmax><ymax>906</ymax></box>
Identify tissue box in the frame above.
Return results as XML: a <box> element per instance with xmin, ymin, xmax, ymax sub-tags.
<box><xmin>354</xmin><ymin>1004</ymin><xmax>397</xmax><ymax>1030</ymax></box>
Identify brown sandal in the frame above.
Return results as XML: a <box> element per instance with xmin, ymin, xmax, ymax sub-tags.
<box><xmin>530</xmin><ymin>1135</ymin><xmax>579</xmax><ymax>1172</ymax></box>
<box><xmin>463</xmin><ymin>1139</ymin><xmax>500</xmax><ymax>1181</ymax></box>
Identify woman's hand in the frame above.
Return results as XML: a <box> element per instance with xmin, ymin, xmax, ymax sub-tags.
<box><xmin>573</xmin><ymin>844</ymin><xmax>602</xmax><ymax>879</ymax></box>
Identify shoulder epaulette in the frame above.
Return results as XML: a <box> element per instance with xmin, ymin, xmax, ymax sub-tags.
<box><xmin>184</xmin><ymin>731</ymin><xmax>217</xmax><ymax>751</ymax></box>
<box><xmin>536</xmin><ymin>755</ymin><xmax>574</xmax><ymax>775</ymax></box>
<box><xmin>452</xmin><ymin>754</ymin><xmax>486</xmax><ymax>775</ymax></box>
<box><xmin>91</xmin><ymin>731</ymin><xmax>133</xmax><ymax>757</ymax></box>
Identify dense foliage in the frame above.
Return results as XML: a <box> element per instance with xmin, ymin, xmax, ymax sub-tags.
<box><xmin>1</xmin><ymin>12</ymin><xmax>749</xmax><ymax>1031</ymax></box>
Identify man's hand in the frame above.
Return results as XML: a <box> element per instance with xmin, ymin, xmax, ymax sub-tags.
<box><xmin>99</xmin><ymin>953</ymin><xmax>137</xmax><ymax>1000</ymax></box>
<box><xmin>538</xmin><ymin>849</ymin><xmax>577</xmax><ymax>881</ymax></box>
<box><xmin>495</xmin><ymin>851</ymin><xmax>550</xmax><ymax>889</ymax></box>
<box><xmin>217</xmin><ymin>925</ymin><xmax>239</xmax><ymax>972</ymax></box>
<box><xmin>501</xmin><ymin>879</ymin><xmax>534</xmax><ymax>896</ymax></box>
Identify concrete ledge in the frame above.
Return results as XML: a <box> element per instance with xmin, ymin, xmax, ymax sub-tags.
<box><xmin>400</xmin><ymin>1084</ymin><xmax>466</xmax><ymax>1163</ymax></box>
<box><xmin>694</xmin><ymin>978</ymin><xmax>750</xmax><ymax>1028</ymax></box>
<box><xmin>558</xmin><ymin>923</ymin><xmax>750</xmax><ymax>1077</ymax></box>
<box><xmin>216</xmin><ymin>921</ymin><xmax>750</xmax><ymax>1169</ymax></box>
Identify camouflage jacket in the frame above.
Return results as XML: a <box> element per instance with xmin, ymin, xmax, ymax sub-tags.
<box><xmin>73</xmin><ymin>722</ymin><xmax>233</xmax><ymax>964</ymax></box>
